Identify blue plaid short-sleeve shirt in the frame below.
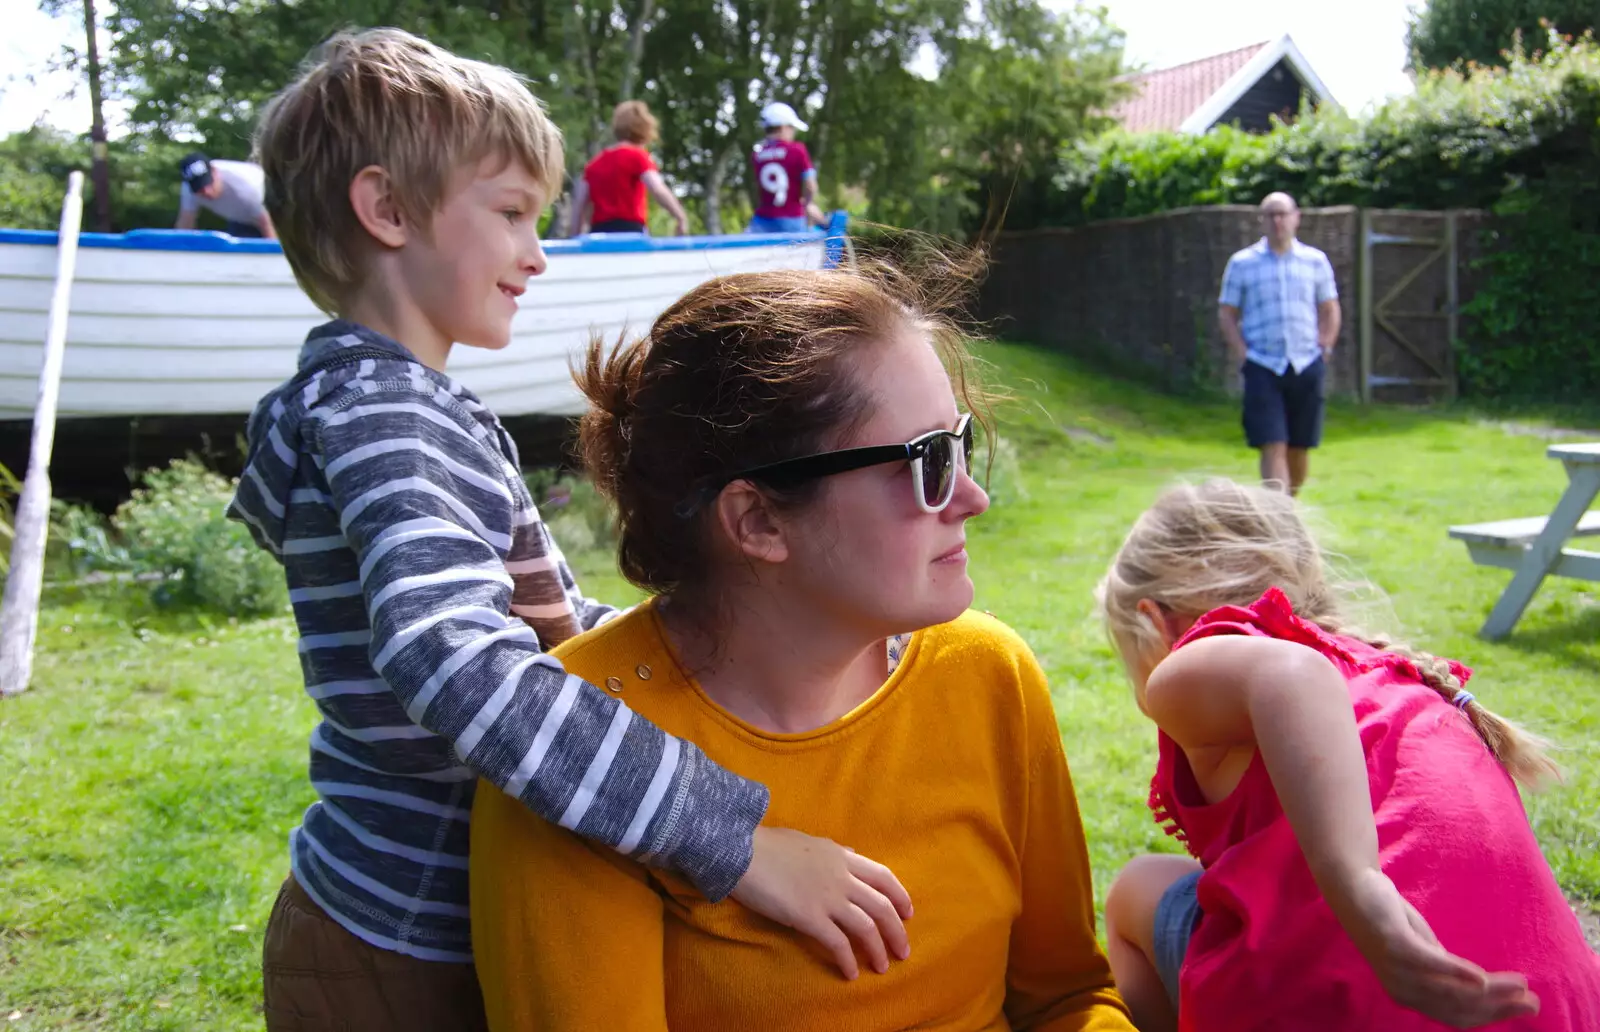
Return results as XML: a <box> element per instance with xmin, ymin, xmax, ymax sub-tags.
<box><xmin>1219</xmin><ymin>238</ymin><xmax>1338</xmax><ymax>375</ymax></box>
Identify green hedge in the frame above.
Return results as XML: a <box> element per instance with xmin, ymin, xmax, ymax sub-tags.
<box><xmin>1028</xmin><ymin>37</ymin><xmax>1600</xmax><ymax>405</ymax></box>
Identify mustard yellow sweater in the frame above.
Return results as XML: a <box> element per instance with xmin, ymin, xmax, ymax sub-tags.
<box><xmin>471</xmin><ymin>604</ymin><xmax>1131</xmax><ymax>1032</ymax></box>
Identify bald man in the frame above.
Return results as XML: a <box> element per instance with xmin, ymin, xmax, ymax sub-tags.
<box><xmin>1218</xmin><ymin>192</ymin><xmax>1341</xmax><ymax>495</ymax></box>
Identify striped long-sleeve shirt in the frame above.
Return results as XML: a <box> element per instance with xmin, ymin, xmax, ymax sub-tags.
<box><xmin>228</xmin><ymin>320</ymin><xmax>769</xmax><ymax>962</ymax></box>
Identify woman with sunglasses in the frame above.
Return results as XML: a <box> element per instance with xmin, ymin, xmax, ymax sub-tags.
<box><xmin>470</xmin><ymin>263</ymin><xmax>1133</xmax><ymax>1031</ymax></box>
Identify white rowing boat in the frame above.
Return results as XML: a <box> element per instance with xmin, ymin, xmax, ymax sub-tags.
<box><xmin>0</xmin><ymin>219</ymin><xmax>845</xmax><ymax>421</ymax></box>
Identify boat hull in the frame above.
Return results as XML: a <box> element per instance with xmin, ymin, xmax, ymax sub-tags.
<box><xmin>0</xmin><ymin>228</ymin><xmax>836</xmax><ymax>421</ymax></box>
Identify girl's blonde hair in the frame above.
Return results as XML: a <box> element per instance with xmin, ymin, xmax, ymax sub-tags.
<box><xmin>1095</xmin><ymin>478</ymin><xmax>1558</xmax><ymax>789</ymax></box>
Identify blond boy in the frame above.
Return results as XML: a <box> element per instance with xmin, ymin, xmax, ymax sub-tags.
<box><xmin>230</xmin><ymin>29</ymin><xmax>910</xmax><ymax>1030</ymax></box>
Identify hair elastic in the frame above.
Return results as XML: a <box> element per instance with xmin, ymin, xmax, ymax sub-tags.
<box><xmin>1453</xmin><ymin>691</ymin><xmax>1475</xmax><ymax>710</ymax></box>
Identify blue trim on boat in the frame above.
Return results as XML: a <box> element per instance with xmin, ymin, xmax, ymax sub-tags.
<box><xmin>0</xmin><ymin>213</ymin><xmax>852</xmax><ymax>263</ymax></box>
<box><xmin>821</xmin><ymin>211</ymin><xmax>849</xmax><ymax>268</ymax></box>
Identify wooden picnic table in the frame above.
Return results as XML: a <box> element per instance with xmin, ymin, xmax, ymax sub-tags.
<box><xmin>1449</xmin><ymin>442</ymin><xmax>1600</xmax><ymax>640</ymax></box>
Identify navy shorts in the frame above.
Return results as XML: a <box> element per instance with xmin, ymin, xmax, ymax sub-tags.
<box><xmin>1242</xmin><ymin>357</ymin><xmax>1325</xmax><ymax>449</ymax></box>
<box><xmin>1153</xmin><ymin>869</ymin><xmax>1202</xmax><ymax>1009</ymax></box>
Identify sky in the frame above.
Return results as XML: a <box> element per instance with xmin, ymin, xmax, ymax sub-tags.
<box><xmin>0</xmin><ymin>0</ymin><xmax>1420</xmax><ymax>136</ymax></box>
<box><xmin>1</xmin><ymin>0</ymin><xmax>127</xmax><ymax>136</ymax></box>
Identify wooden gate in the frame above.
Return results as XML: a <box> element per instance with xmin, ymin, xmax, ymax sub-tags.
<box><xmin>1356</xmin><ymin>210</ymin><xmax>1461</xmax><ymax>403</ymax></box>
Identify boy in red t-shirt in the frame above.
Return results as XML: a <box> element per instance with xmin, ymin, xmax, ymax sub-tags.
<box><xmin>748</xmin><ymin>101</ymin><xmax>825</xmax><ymax>234</ymax></box>
<box><xmin>570</xmin><ymin>100</ymin><xmax>690</xmax><ymax>235</ymax></box>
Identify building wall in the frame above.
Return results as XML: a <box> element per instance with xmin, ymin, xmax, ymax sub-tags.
<box><xmin>1214</xmin><ymin>60</ymin><xmax>1307</xmax><ymax>132</ymax></box>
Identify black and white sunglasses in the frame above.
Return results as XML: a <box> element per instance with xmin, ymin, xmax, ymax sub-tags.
<box><xmin>676</xmin><ymin>414</ymin><xmax>974</xmax><ymax>518</ymax></box>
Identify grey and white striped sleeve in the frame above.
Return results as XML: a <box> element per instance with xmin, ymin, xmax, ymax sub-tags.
<box><xmin>313</xmin><ymin>388</ymin><xmax>769</xmax><ymax>900</ymax></box>
<box><xmin>548</xmin><ymin>531</ymin><xmax>622</xmax><ymax>632</ymax></box>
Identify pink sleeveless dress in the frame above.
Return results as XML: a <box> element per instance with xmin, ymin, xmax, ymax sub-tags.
<box><xmin>1150</xmin><ymin>588</ymin><xmax>1600</xmax><ymax>1032</ymax></box>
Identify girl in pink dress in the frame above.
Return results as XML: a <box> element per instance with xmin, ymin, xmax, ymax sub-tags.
<box><xmin>1096</xmin><ymin>478</ymin><xmax>1600</xmax><ymax>1032</ymax></box>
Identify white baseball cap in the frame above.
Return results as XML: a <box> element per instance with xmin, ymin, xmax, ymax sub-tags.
<box><xmin>760</xmin><ymin>101</ymin><xmax>809</xmax><ymax>132</ymax></box>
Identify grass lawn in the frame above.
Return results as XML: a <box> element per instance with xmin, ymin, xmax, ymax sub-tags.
<box><xmin>3</xmin><ymin>341</ymin><xmax>1597</xmax><ymax>1028</ymax></box>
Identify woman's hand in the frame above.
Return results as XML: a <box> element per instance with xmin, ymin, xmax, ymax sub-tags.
<box><xmin>729</xmin><ymin>826</ymin><xmax>913</xmax><ymax>980</ymax></box>
<box><xmin>1341</xmin><ymin>867</ymin><xmax>1539</xmax><ymax>1028</ymax></box>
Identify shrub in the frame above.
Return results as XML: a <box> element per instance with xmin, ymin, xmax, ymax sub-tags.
<box><xmin>0</xmin><ymin>462</ymin><xmax>133</xmax><ymax>585</ymax></box>
<box><xmin>113</xmin><ymin>458</ymin><xmax>286</xmax><ymax>615</ymax></box>
<box><xmin>0</xmin><ymin>461</ymin><xmax>16</xmax><ymax>579</ymax></box>
<box><xmin>524</xmin><ymin>470</ymin><xmax>618</xmax><ymax>561</ymax></box>
<box><xmin>1038</xmin><ymin>35</ymin><xmax>1600</xmax><ymax>404</ymax></box>
<box><xmin>1050</xmin><ymin>38</ymin><xmax>1600</xmax><ymax>223</ymax></box>
<box><xmin>49</xmin><ymin>499</ymin><xmax>128</xmax><ymax>579</ymax></box>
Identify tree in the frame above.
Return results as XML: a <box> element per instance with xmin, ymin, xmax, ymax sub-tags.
<box><xmin>36</xmin><ymin>0</ymin><xmax>116</xmax><ymax>229</ymax></box>
<box><xmin>23</xmin><ymin>0</ymin><xmax>1124</xmax><ymax>236</ymax></box>
<box><xmin>638</xmin><ymin>0</ymin><xmax>1123</xmax><ymax>235</ymax></box>
<box><xmin>0</xmin><ymin>123</ymin><xmax>205</xmax><ymax>231</ymax></box>
<box><xmin>1407</xmin><ymin>0</ymin><xmax>1599</xmax><ymax>70</ymax></box>
<box><xmin>0</xmin><ymin>129</ymin><xmax>79</xmax><ymax>229</ymax></box>
<box><xmin>633</xmin><ymin>0</ymin><xmax>969</xmax><ymax>232</ymax></box>
<box><xmin>931</xmin><ymin>0</ymin><xmax>1126</xmax><ymax>233</ymax></box>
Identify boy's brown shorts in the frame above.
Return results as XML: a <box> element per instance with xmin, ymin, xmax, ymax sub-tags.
<box><xmin>262</xmin><ymin>874</ymin><xmax>489</xmax><ymax>1032</ymax></box>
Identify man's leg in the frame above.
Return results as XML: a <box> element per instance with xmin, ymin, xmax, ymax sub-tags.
<box><xmin>1286</xmin><ymin>447</ymin><xmax>1310</xmax><ymax>496</ymax></box>
<box><xmin>1284</xmin><ymin>358</ymin><xmax>1327</xmax><ymax>497</ymax></box>
<box><xmin>1242</xmin><ymin>361</ymin><xmax>1291</xmax><ymax>492</ymax></box>
<box><xmin>1261</xmin><ymin>442</ymin><xmax>1291</xmax><ymax>491</ymax></box>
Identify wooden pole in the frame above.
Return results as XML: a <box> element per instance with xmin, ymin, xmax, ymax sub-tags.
<box><xmin>1357</xmin><ymin>209</ymin><xmax>1373</xmax><ymax>404</ymax></box>
<box><xmin>1444</xmin><ymin>211</ymin><xmax>1459</xmax><ymax>402</ymax></box>
<box><xmin>0</xmin><ymin>172</ymin><xmax>86</xmax><ymax>698</ymax></box>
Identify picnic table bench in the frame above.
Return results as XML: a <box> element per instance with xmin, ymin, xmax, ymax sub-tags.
<box><xmin>1449</xmin><ymin>442</ymin><xmax>1600</xmax><ymax>640</ymax></box>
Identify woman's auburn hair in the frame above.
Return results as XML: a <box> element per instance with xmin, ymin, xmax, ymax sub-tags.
<box><xmin>574</xmin><ymin>249</ymin><xmax>993</xmax><ymax>606</ymax></box>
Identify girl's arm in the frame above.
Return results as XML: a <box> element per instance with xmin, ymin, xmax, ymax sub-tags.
<box><xmin>1145</xmin><ymin>636</ymin><xmax>1538</xmax><ymax>1028</ymax></box>
<box><xmin>1146</xmin><ymin>636</ymin><xmax>1375</xmax><ymax>885</ymax></box>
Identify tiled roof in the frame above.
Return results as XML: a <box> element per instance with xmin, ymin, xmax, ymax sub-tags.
<box><xmin>1111</xmin><ymin>41</ymin><xmax>1270</xmax><ymax>133</ymax></box>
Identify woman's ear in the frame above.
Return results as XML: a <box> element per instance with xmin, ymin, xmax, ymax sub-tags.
<box><xmin>349</xmin><ymin>165</ymin><xmax>408</xmax><ymax>249</ymax></box>
<box><xmin>712</xmin><ymin>480</ymin><xmax>790</xmax><ymax>565</ymax></box>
